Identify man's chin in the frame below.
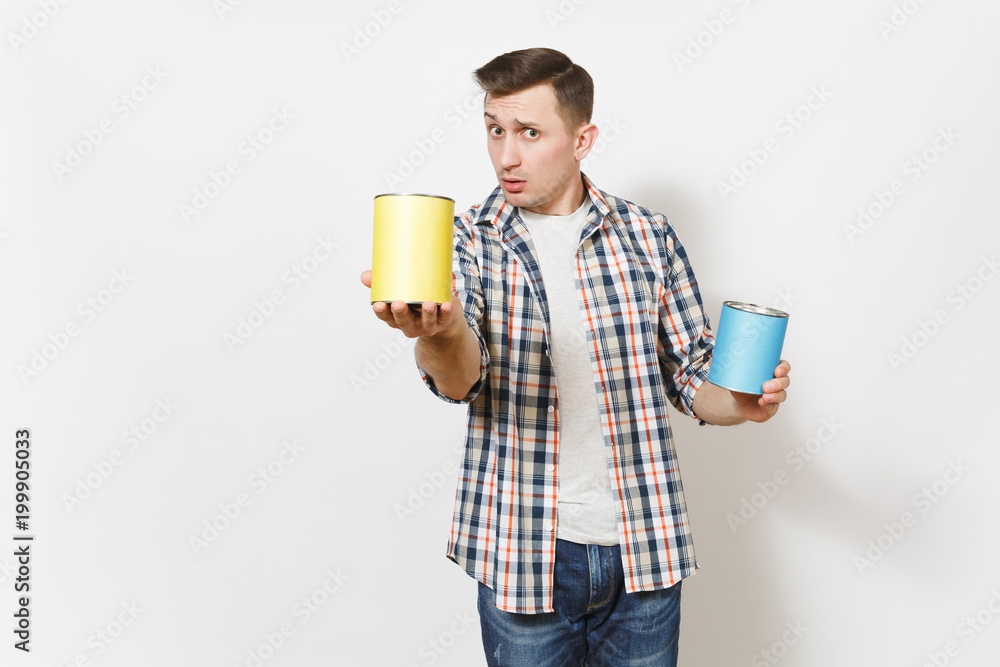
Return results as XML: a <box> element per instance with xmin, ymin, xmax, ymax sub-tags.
<box><xmin>499</xmin><ymin>185</ymin><xmax>532</xmax><ymax>206</ymax></box>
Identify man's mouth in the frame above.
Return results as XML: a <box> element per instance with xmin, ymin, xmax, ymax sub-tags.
<box><xmin>502</xmin><ymin>177</ymin><xmax>526</xmax><ymax>193</ymax></box>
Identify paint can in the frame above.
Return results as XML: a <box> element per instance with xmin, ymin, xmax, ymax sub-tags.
<box><xmin>708</xmin><ymin>301</ymin><xmax>789</xmax><ymax>394</ymax></box>
<box><xmin>371</xmin><ymin>193</ymin><xmax>455</xmax><ymax>308</ymax></box>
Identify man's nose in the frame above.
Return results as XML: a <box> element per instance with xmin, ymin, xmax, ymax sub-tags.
<box><xmin>499</xmin><ymin>139</ymin><xmax>520</xmax><ymax>170</ymax></box>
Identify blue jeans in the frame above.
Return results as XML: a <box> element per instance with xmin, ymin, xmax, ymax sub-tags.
<box><xmin>477</xmin><ymin>539</ymin><xmax>682</xmax><ymax>666</ymax></box>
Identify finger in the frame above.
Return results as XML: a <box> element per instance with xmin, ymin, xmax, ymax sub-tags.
<box><xmin>360</xmin><ymin>269</ymin><xmax>372</xmax><ymax>287</ymax></box>
<box><xmin>757</xmin><ymin>395</ymin><xmax>780</xmax><ymax>413</ymax></box>
<box><xmin>761</xmin><ymin>390</ymin><xmax>786</xmax><ymax>404</ymax></box>
<box><xmin>762</xmin><ymin>376</ymin><xmax>789</xmax><ymax>393</ymax></box>
<box><xmin>389</xmin><ymin>300</ymin><xmax>416</xmax><ymax>327</ymax></box>
<box><xmin>775</xmin><ymin>359</ymin><xmax>791</xmax><ymax>376</ymax></box>
<box><xmin>371</xmin><ymin>301</ymin><xmax>400</xmax><ymax>326</ymax></box>
<box><xmin>418</xmin><ymin>301</ymin><xmax>439</xmax><ymax>329</ymax></box>
<box><xmin>438</xmin><ymin>297</ymin><xmax>463</xmax><ymax>327</ymax></box>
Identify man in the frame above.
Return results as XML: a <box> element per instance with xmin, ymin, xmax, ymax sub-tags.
<box><xmin>360</xmin><ymin>47</ymin><xmax>791</xmax><ymax>666</ymax></box>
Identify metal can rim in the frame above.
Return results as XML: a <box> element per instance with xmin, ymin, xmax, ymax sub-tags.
<box><xmin>723</xmin><ymin>300</ymin><xmax>789</xmax><ymax>318</ymax></box>
<box><xmin>374</xmin><ymin>192</ymin><xmax>455</xmax><ymax>203</ymax></box>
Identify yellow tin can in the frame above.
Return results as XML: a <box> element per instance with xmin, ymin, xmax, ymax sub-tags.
<box><xmin>371</xmin><ymin>193</ymin><xmax>455</xmax><ymax>307</ymax></box>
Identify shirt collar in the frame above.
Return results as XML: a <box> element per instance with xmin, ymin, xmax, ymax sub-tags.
<box><xmin>473</xmin><ymin>172</ymin><xmax>612</xmax><ymax>227</ymax></box>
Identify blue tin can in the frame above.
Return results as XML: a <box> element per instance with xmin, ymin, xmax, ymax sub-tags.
<box><xmin>708</xmin><ymin>301</ymin><xmax>789</xmax><ymax>394</ymax></box>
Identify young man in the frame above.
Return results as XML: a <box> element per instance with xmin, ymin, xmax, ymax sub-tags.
<box><xmin>361</xmin><ymin>48</ymin><xmax>791</xmax><ymax>666</ymax></box>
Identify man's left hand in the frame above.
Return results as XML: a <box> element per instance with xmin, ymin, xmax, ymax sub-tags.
<box><xmin>731</xmin><ymin>359</ymin><xmax>791</xmax><ymax>423</ymax></box>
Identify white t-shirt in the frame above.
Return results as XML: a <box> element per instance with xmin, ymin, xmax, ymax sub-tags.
<box><xmin>518</xmin><ymin>197</ymin><xmax>619</xmax><ymax>546</ymax></box>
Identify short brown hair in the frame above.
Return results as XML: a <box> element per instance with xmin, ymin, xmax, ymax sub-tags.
<box><xmin>473</xmin><ymin>47</ymin><xmax>594</xmax><ymax>132</ymax></box>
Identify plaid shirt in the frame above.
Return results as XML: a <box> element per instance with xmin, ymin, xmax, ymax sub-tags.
<box><xmin>417</xmin><ymin>174</ymin><xmax>715</xmax><ymax>613</ymax></box>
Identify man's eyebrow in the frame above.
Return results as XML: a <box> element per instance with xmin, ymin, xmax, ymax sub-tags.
<box><xmin>483</xmin><ymin>112</ymin><xmax>538</xmax><ymax>127</ymax></box>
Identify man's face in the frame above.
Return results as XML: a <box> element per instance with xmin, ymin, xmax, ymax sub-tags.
<box><xmin>483</xmin><ymin>84</ymin><xmax>587</xmax><ymax>215</ymax></box>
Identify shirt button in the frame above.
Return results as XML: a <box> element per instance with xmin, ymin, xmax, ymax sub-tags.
<box><xmin>547</xmin><ymin>405</ymin><xmax>554</xmax><ymax>413</ymax></box>
<box><xmin>547</xmin><ymin>464</ymin><xmax>555</xmax><ymax>472</ymax></box>
<box><xmin>546</xmin><ymin>524</ymin><xmax>554</xmax><ymax>531</ymax></box>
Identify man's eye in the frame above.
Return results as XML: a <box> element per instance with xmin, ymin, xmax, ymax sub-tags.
<box><xmin>490</xmin><ymin>126</ymin><xmax>503</xmax><ymax>136</ymax></box>
<box><xmin>525</xmin><ymin>129</ymin><xmax>539</xmax><ymax>138</ymax></box>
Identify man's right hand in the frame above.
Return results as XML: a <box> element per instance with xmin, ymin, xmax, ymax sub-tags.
<box><xmin>360</xmin><ymin>269</ymin><xmax>466</xmax><ymax>339</ymax></box>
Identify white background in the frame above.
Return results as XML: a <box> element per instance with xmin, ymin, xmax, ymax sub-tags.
<box><xmin>2</xmin><ymin>0</ymin><xmax>999</xmax><ymax>665</ymax></box>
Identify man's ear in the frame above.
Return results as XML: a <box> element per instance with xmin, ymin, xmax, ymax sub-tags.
<box><xmin>574</xmin><ymin>123</ymin><xmax>599</xmax><ymax>162</ymax></box>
